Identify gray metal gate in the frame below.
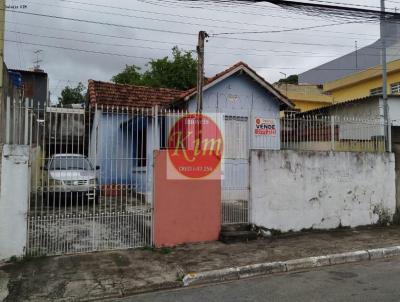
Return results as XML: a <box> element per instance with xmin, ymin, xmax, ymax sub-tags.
<box><xmin>27</xmin><ymin>105</ymin><xmax>154</xmax><ymax>256</ymax></box>
<box><xmin>222</xmin><ymin>116</ymin><xmax>250</xmax><ymax>224</ymax></box>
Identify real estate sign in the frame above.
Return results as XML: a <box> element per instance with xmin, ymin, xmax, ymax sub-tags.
<box><xmin>254</xmin><ymin>117</ymin><xmax>276</xmax><ymax>136</ymax></box>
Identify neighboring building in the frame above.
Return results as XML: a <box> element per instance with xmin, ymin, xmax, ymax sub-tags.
<box><xmin>323</xmin><ymin>59</ymin><xmax>400</xmax><ymax>103</ymax></box>
<box><xmin>302</xmin><ymin>94</ymin><xmax>400</xmax><ymax>126</ymax></box>
<box><xmin>288</xmin><ymin>95</ymin><xmax>400</xmax><ymax>153</ymax></box>
<box><xmin>288</xmin><ymin>19</ymin><xmax>400</xmax><ymax>111</ymax></box>
<box><xmin>295</xmin><ymin>19</ymin><xmax>400</xmax><ymax>109</ymax></box>
<box><xmin>299</xmin><ymin>19</ymin><xmax>400</xmax><ymax>85</ymax></box>
<box><xmin>274</xmin><ymin>83</ymin><xmax>333</xmax><ymax>112</ymax></box>
<box><xmin>8</xmin><ymin>69</ymin><xmax>50</xmax><ymax>109</ymax></box>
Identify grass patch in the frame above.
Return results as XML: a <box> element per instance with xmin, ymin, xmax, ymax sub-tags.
<box><xmin>140</xmin><ymin>246</ymin><xmax>173</xmax><ymax>255</ymax></box>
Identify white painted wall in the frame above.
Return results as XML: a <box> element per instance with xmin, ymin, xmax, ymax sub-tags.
<box><xmin>0</xmin><ymin>145</ymin><xmax>30</xmax><ymax>260</ymax></box>
<box><xmin>251</xmin><ymin>150</ymin><xmax>396</xmax><ymax>232</ymax></box>
<box><xmin>388</xmin><ymin>97</ymin><xmax>400</xmax><ymax>126</ymax></box>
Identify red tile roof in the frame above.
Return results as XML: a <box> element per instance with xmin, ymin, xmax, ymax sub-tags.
<box><xmin>88</xmin><ymin>62</ymin><xmax>294</xmax><ymax>109</ymax></box>
<box><xmin>87</xmin><ymin>80</ymin><xmax>183</xmax><ymax>108</ymax></box>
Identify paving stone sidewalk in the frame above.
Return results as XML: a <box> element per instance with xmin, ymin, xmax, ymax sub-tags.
<box><xmin>2</xmin><ymin>225</ymin><xmax>400</xmax><ymax>302</ymax></box>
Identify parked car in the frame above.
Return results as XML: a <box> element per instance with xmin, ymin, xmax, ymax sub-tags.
<box><xmin>43</xmin><ymin>154</ymin><xmax>99</xmax><ymax>200</ymax></box>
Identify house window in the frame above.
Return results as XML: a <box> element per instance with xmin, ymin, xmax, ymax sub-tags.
<box><xmin>391</xmin><ymin>82</ymin><xmax>400</xmax><ymax>94</ymax></box>
<box><xmin>224</xmin><ymin>116</ymin><xmax>248</xmax><ymax>159</ymax></box>
<box><xmin>370</xmin><ymin>87</ymin><xmax>383</xmax><ymax>96</ymax></box>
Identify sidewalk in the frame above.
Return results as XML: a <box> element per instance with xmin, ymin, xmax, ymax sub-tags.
<box><xmin>2</xmin><ymin>226</ymin><xmax>400</xmax><ymax>302</ymax></box>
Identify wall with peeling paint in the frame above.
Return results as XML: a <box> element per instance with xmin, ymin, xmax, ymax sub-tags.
<box><xmin>251</xmin><ymin>150</ymin><xmax>396</xmax><ymax>232</ymax></box>
<box><xmin>0</xmin><ymin>145</ymin><xmax>30</xmax><ymax>260</ymax></box>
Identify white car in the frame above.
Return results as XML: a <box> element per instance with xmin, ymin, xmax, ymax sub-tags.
<box><xmin>43</xmin><ymin>154</ymin><xmax>99</xmax><ymax>199</ymax></box>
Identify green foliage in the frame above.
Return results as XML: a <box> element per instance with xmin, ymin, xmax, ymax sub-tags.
<box><xmin>58</xmin><ymin>82</ymin><xmax>86</xmax><ymax>106</ymax></box>
<box><xmin>8</xmin><ymin>252</ymin><xmax>47</xmax><ymax>264</ymax></box>
<box><xmin>159</xmin><ymin>247</ymin><xmax>172</xmax><ymax>255</ymax></box>
<box><xmin>140</xmin><ymin>245</ymin><xmax>156</xmax><ymax>252</ymax></box>
<box><xmin>140</xmin><ymin>245</ymin><xmax>173</xmax><ymax>255</ymax></box>
<box><xmin>112</xmin><ymin>47</ymin><xmax>197</xmax><ymax>91</ymax></box>
<box><xmin>277</xmin><ymin>74</ymin><xmax>299</xmax><ymax>85</ymax></box>
<box><xmin>8</xmin><ymin>255</ymin><xmax>18</xmax><ymax>263</ymax></box>
<box><xmin>111</xmin><ymin>65</ymin><xmax>142</xmax><ymax>85</ymax></box>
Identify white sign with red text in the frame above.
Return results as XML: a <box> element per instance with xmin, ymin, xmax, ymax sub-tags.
<box><xmin>254</xmin><ymin>118</ymin><xmax>276</xmax><ymax>136</ymax></box>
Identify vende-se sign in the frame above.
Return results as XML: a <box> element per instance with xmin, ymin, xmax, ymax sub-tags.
<box><xmin>255</xmin><ymin>118</ymin><xmax>276</xmax><ymax>136</ymax></box>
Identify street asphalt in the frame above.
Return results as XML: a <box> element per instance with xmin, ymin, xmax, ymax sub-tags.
<box><xmin>119</xmin><ymin>256</ymin><xmax>400</xmax><ymax>302</ymax></box>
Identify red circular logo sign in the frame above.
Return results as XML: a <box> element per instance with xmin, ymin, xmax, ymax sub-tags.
<box><xmin>168</xmin><ymin>113</ymin><xmax>223</xmax><ymax>179</ymax></box>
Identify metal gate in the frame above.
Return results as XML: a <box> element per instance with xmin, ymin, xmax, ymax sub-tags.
<box><xmin>27</xmin><ymin>105</ymin><xmax>154</xmax><ymax>256</ymax></box>
<box><xmin>222</xmin><ymin>116</ymin><xmax>250</xmax><ymax>224</ymax></box>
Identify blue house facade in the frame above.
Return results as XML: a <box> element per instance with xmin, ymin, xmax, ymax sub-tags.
<box><xmin>87</xmin><ymin>81</ymin><xmax>182</xmax><ymax>195</ymax></box>
<box><xmin>87</xmin><ymin>63</ymin><xmax>293</xmax><ymax>211</ymax></box>
<box><xmin>178</xmin><ymin>62</ymin><xmax>294</xmax><ymax>223</ymax></box>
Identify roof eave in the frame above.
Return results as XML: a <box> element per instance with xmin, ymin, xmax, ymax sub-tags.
<box><xmin>181</xmin><ymin>65</ymin><xmax>294</xmax><ymax>108</ymax></box>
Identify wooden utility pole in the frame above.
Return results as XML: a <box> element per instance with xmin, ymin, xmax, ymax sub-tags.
<box><xmin>197</xmin><ymin>31</ymin><xmax>208</xmax><ymax>114</ymax></box>
<box><xmin>381</xmin><ymin>0</ymin><xmax>391</xmax><ymax>152</ymax></box>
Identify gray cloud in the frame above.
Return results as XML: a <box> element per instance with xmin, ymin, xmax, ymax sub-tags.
<box><xmin>5</xmin><ymin>0</ymin><xmax>386</xmax><ymax>103</ymax></box>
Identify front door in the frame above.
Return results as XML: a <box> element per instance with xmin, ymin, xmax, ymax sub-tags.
<box><xmin>222</xmin><ymin>116</ymin><xmax>249</xmax><ymax>224</ymax></box>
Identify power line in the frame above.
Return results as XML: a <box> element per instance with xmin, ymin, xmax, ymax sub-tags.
<box><xmin>7</xmin><ymin>20</ymin><xmax>348</xmax><ymax>56</ymax></box>
<box><xmin>6</xmin><ymin>9</ymin><xmax>196</xmax><ymax>36</ymax></box>
<box><xmin>19</xmin><ymin>0</ymin><xmax>384</xmax><ymax>39</ymax></box>
<box><xmin>4</xmin><ymin>9</ymin><xmax>385</xmax><ymax>49</ymax></box>
<box><xmin>4</xmin><ymin>38</ymin><xmax>393</xmax><ymax>72</ymax></box>
<box><xmin>211</xmin><ymin>20</ymin><xmax>368</xmax><ymax>36</ymax></box>
<box><xmin>9</xmin><ymin>29</ymin><xmax>400</xmax><ymax>58</ymax></box>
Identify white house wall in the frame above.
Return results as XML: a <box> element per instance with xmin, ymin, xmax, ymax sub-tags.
<box><xmin>0</xmin><ymin>145</ymin><xmax>30</xmax><ymax>260</ymax></box>
<box><xmin>251</xmin><ymin>150</ymin><xmax>396</xmax><ymax>232</ymax></box>
<box><xmin>326</xmin><ymin>98</ymin><xmax>385</xmax><ymax>140</ymax></box>
<box><xmin>388</xmin><ymin>97</ymin><xmax>400</xmax><ymax>126</ymax></box>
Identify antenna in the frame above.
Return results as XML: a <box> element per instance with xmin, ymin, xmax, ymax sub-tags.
<box><xmin>33</xmin><ymin>49</ymin><xmax>43</xmax><ymax>70</ymax></box>
<box><xmin>355</xmin><ymin>40</ymin><xmax>358</xmax><ymax>69</ymax></box>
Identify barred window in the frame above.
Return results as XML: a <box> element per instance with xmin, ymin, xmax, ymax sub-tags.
<box><xmin>391</xmin><ymin>82</ymin><xmax>400</xmax><ymax>94</ymax></box>
<box><xmin>370</xmin><ymin>87</ymin><xmax>382</xmax><ymax>96</ymax></box>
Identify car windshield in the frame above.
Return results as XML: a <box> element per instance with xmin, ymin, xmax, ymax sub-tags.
<box><xmin>49</xmin><ymin>156</ymin><xmax>93</xmax><ymax>171</ymax></box>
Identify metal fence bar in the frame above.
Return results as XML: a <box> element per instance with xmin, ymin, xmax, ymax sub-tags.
<box><xmin>26</xmin><ymin>105</ymin><xmax>161</xmax><ymax>256</ymax></box>
<box><xmin>281</xmin><ymin>115</ymin><xmax>387</xmax><ymax>153</ymax></box>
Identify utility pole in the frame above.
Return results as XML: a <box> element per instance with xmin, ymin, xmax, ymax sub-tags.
<box><xmin>0</xmin><ymin>0</ymin><xmax>5</xmax><ymax>143</ymax></box>
<box><xmin>197</xmin><ymin>31</ymin><xmax>208</xmax><ymax>114</ymax></box>
<box><xmin>381</xmin><ymin>0</ymin><xmax>391</xmax><ymax>152</ymax></box>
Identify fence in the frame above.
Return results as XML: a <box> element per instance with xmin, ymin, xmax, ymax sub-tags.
<box><xmin>26</xmin><ymin>105</ymin><xmax>154</xmax><ymax>256</ymax></box>
<box><xmin>281</xmin><ymin>115</ymin><xmax>387</xmax><ymax>152</ymax></box>
<box><xmin>2</xmin><ymin>96</ymin><xmax>33</xmax><ymax>145</ymax></box>
<box><xmin>2</xmin><ymin>100</ymin><xmax>391</xmax><ymax>256</ymax></box>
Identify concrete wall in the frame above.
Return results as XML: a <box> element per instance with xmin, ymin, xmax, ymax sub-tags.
<box><xmin>0</xmin><ymin>145</ymin><xmax>30</xmax><ymax>260</ymax></box>
<box><xmin>251</xmin><ymin>150</ymin><xmax>396</xmax><ymax>232</ymax></box>
<box><xmin>153</xmin><ymin>151</ymin><xmax>221</xmax><ymax>247</ymax></box>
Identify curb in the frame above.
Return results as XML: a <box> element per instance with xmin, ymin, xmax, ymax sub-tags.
<box><xmin>182</xmin><ymin>245</ymin><xmax>400</xmax><ymax>287</ymax></box>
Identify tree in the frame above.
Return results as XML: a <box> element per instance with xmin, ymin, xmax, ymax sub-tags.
<box><xmin>111</xmin><ymin>65</ymin><xmax>142</xmax><ymax>85</ymax></box>
<box><xmin>277</xmin><ymin>74</ymin><xmax>298</xmax><ymax>85</ymax></box>
<box><xmin>112</xmin><ymin>47</ymin><xmax>197</xmax><ymax>91</ymax></box>
<box><xmin>58</xmin><ymin>82</ymin><xmax>86</xmax><ymax>107</ymax></box>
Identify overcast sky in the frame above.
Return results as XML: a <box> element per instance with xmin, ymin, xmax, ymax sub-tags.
<box><xmin>5</xmin><ymin>0</ymin><xmax>396</xmax><ymax>104</ymax></box>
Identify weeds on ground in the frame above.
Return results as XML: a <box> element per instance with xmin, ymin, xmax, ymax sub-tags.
<box><xmin>8</xmin><ymin>253</ymin><xmax>47</xmax><ymax>264</ymax></box>
<box><xmin>140</xmin><ymin>245</ymin><xmax>173</xmax><ymax>255</ymax></box>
